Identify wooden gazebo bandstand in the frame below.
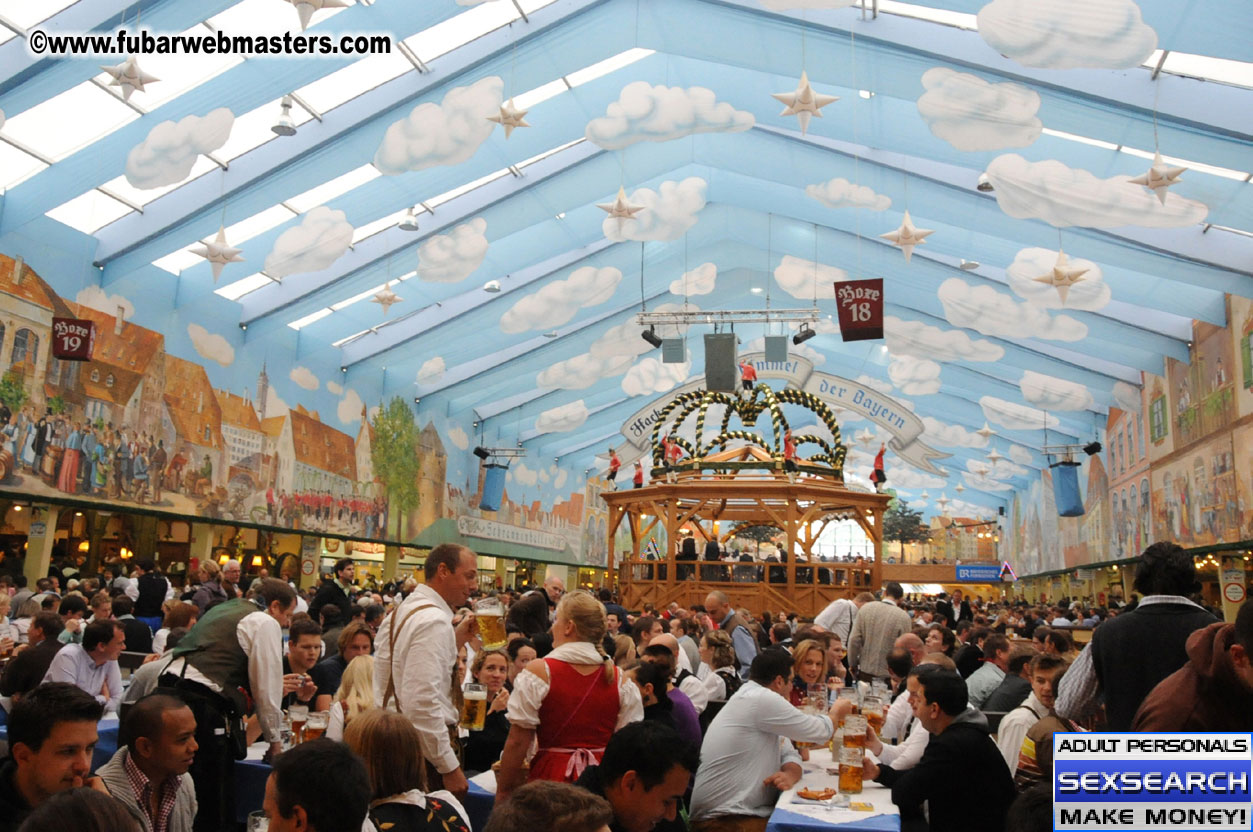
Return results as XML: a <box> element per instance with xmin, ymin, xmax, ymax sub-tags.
<box><xmin>601</xmin><ymin>384</ymin><xmax>891</xmax><ymax>618</ymax></box>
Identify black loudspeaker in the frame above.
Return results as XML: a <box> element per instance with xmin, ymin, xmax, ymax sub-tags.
<box><xmin>479</xmin><ymin>464</ymin><xmax>507</xmax><ymax>511</ymax></box>
<box><xmin>764</xmin><ymin>335</ymin><xmax>789</xmax><ymax>363</ymax></box>
<box><xmin>999</xmin><ymin>506</ymin><xmax>1006</xmax><ymax>516</ymax></box>
<box><xmin>704</xmin><ymin>333</ymin><xmax>737</xmax><ymax>392</ymax></box>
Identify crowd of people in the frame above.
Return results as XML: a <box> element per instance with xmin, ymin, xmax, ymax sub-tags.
<box><xmin>0</xmin><ymin>540</ymin><xmax>1249</xmax><ymax>832</ymax></box>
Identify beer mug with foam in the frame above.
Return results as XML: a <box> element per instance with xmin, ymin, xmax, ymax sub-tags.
<box><xmin>475</xmin><ymin>597</ymin><xmax>507</xmax><ymax>650</ymax></box>
<box><xmin>461</xmin><ymin>683</ymin><xmax>488</xmax><ymax>731</ymax></box>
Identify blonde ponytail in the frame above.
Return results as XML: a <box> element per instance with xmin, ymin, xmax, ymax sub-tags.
<box><xmin>557</xmin><ymin>590</ymin><xmax>614</xmax><ymax>684</ymax></box>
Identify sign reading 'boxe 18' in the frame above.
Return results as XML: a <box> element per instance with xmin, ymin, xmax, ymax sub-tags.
<box><xmin>834</xmin><ymin>279</ymin><xmax>884</xmax><ymax>342</ymax></box>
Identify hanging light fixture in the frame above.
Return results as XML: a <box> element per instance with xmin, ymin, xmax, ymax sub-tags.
<box><xmin>271</xmin><ymin>95</ymin><xmax>297</xmax><ymax>136</ymax></box>
<box><xmin>399</xmin><ymin>207</ymin><xmax>420</xmax><ymax>232</ymax></box>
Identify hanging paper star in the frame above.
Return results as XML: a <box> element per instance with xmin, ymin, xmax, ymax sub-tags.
<box><xmin>100</xmin><ymin>56</ymin><xmax>159</xmax><ymax>102</ymax></box>
<box><xmin>1128</xmin><ymin>151</ymin><xmax>1187</xmax><ymax>206</ymax></box>
<box><xmin>976</xmin><ymin>423</ymin><xmax>996</xmax><ymax>441</ymax></box>
<box><xmin>935</xmin><ymin>494</ymin><xmax>951</xmax><ymax>512</ymax></box>
<box><xmin>487</xmin><ymin>98</ymin><xmax>531</xmax><ymax>138</ymax></box>
<box><xmin>1031</xmin><ymin>249</ymin><xmax>1089</xmax><ymax>305</ymax></box>
<box><xmin>986</xmin><ymin>448</ymin><xmax>1004</xmax><ymax>465</ymax></box>
<box><xmin>287</xmin><ymin>0</ymin><xmax>348</xmax><ymax>31</ymax></box>
<box><xmin>879</xmin><ymin>210</ymin><xmax>934</xmax><ymax>262</ymax></box>
<box><xmin>920</xmin><ymin>491</ymin><xmax>930</xmax><ymax>500</ymax></box>
<box><xmin>955</xmin><ymin>483</ymin><xmax>966</xmax><ymax>493</ymax></box>
<box><xmin>771</xmin><ymin>71</ymin><xmax>839</xmax><ymax>135</ymax></box>
<box><xmin>597</xmin><ymin>187</ymin><xmax>644</xmax><ymax>228</ymax></box>
<box><xmin>371</xmin><ymin>282</ymin><xmax>403</xmax><ymax>316</ymax></box>
<box><xmin>972</xmin><ymin>463</ymin><xmax>990</xmax><ymax>477</ymax></box>
<box><xmin>192</xmin><ymin>226</ymin><xmax>244</xmax><ymax>282</ymax></box>
<box><xmin>854</xmin><ymin>428</ymin><xmax>876</xmax><ymax>447</ymax></box>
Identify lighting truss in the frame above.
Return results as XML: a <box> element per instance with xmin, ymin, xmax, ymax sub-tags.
<box><xmin>635</xmin><ymin>308</ymin><xmax>821</xmax><ymax>327</ymax></box>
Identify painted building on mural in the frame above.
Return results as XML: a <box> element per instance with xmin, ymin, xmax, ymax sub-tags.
<box><xmin>1106</xmin><ymin>402</ymin><xmax>1151</xmax><ymax>560</ymax></box>
<box><xmin>161</xmin><ymin>355</ymin><xmax>226</xmax><ymax>492</ymax></box>
<box><xmin>1</xmin><ymin>256</ymin><xmax>70</xmax><ymax>411</ymax></box>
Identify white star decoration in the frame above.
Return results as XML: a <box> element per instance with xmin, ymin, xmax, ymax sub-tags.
<box><xmin>1031</xmin><ymin>249</ymin><xmax>1089</xmax><ymax>305</ymax></box>
<box><xmin>976</xmin><ymin>423</ymin><xmax>996</xmax><ymax>441</ymax></box>
<box><xmin>597</xmin><ymin>187</ymin><xmax>645</xmax><ymax>228</ymax></box>
<box><xmin>972</xmin><ymin>463</ymin><xmax>990</xmax><ymax>477</ymax></box>
<box><xmin>287</xmin><ymin>0</ymin><xmax>348</xmax><ymax>31</ymax></box>
<box><xmin>771</xmin><ymin>71</ymin><xmax>839</xmax><ymax>135</ymax></box>
<box><xmin>955</xmin><ymin>483</ymin><xmax>965</xmax><ymax>493</ymax></box>
<box><xmin>192</xmin><ymin>226</ymin><xmax>244</xmax><ymax>282</ymax></box>
<box><xmin>854</xmin><ymin>428</ymin><xmax>877</xmax><ymax>447</ymax></box>
<box><xmin>879</xmin><ymin>210</ymin><xmax>934</xmax><ymax>263</ymax></box>
<box><xmin>935</xmin><ymin>494</ymin><xmax>951</xmax><ymax>512</ymax></box>
<box><xmin>986</xmin><ymin>448</ymin><xmax>1004</xmax><ymax>465</ymax></box>
<box><xmin>1128</xmin><ymin>151</ymin><xmax>1187</xmax><ymax>206</ymax></box>
<box><xmin>371</xmin><ymin>282</ymin><xmax>403</xmax><ymax>316</ymax></box>
<box><xmin>487</xmin><ymin>98</ymin><xmax>531</xmax><ymax>138</ymax></box>
<box><xmin>920</xmin><ymin>491</ymin><xmax>930</xmax><ymax>500</ymax></box>
<box><xmin>100</xmin><ymin>56</ymin><xmax>159</xmax><ymax>102</ymax></box>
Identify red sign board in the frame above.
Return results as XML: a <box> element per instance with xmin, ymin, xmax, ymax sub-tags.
<box><xmin>51</xmin><ymin>318</ymin><xmax>95</xmax><ymax>361</ymax></box>
<box><xmin>834</xmin><ymin>279</ymin><xmax>884</xmax><ymax>342</ymax></box>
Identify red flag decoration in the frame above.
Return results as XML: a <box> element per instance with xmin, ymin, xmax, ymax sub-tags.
<box><xmin>834</xmin><ymin>279</ymin><xmax>884</xmax><ymax>342</ymax></box>
<box><xmin>51</xmin><ymin>318</ymin><xmax>95</xmax><ymax>361</ymax></box>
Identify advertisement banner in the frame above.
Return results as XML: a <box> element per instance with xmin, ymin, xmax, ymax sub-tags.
<box><xmin>955</xmin><ymin>563</ymin><xmax>1004</xmax><ymax>582</ymax></box>
<box><xmin>51</xmin><ymin>317</ymin><xmax>95</xmax><ymax>361</ymax></box>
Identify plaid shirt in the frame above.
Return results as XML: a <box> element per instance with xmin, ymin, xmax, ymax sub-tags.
<box><xmin>123</xmin><ymin>752</ymin><xmax>181</xmax><ymax>832</ymax></box>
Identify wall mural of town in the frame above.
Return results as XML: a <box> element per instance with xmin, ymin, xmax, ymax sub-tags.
<box><xmin>0</xmin><ymin>253</ymin><xmax>607</xmax><ymax>567</ymax></box>
<box><xmin>1004</xmin><ymin>294</ymin><xmax>1253</xmax><ymax>577</ymax></box>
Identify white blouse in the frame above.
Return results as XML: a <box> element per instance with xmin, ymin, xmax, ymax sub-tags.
<box><xmin>507</xmin><ymin>641</ymin><xmax>643</xmax><ymax>730</ymax></box>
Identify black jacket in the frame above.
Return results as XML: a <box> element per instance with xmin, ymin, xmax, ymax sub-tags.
<box><xmin>954</xmin><ymin>643</ymin><xmax>983</xmax><ymax>679</ymax></box>
<box><xmin>0</xmin><ymin>638</ymin><xmax>64</xmax><ymax>699</ymax></box>
<box><xmin>0</xmin><ymin>759</ymin><xmax>33</xmax><ymax>832</ymax></box>
<box><xmin>876</xmin><ymin>721</ymin><xmax>1015</xmax><ymax>832</ymax></box>
<box><xmin>308</xmin><ymin>579</ymin><xmax>352</xmax><ymax>625</ymax></box>
<box><xmin>118</xmin><ymin>616</ymin><xmax>153</xmax><ymax>655</ymax></box>
<box><xmin>1091</xmin><ymin>600</ymin><xmax>1218</xmax><ymax>730</ymax></box>
<box><xmin>982</xmin><ymin>673</ymin><xmax>1032</xmax><ymax>712</ymax></box>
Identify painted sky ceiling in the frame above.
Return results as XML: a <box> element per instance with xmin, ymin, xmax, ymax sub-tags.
<box><xmin>0</xmin><ymin>0</ymin><xmax>1250</xmax><ymax>520</ymax></box>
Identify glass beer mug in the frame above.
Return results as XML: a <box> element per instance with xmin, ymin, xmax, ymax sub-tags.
<box><xmin>842</xmin><ymin>714</ymin><xmax>867</xmax><ymax>749</ymax></box>
<box><xmin>303</xmin><ymin>711</ymin><xmax>328</xmax><ymax>742</ymax></box>
<box><xmin>838</xmin><ymin>746</ymin><xmax>864</xmax><ymax>794</ymax></box>
<box><xmin>862</xmin><ymin>696</ymin><xmax>885</xmax><ymax>736</ymax></box>
<box><xmin>475</xmin><ymin>597</ymin><xmax>507</xmax><ymax>650</ymax></box>
<box><xmin>288</xmin><ymin>704</ymin><xmax>308</xmax><ymax>745</ymax></box>
<box><xmin>461</xmin><ymin>684</ymin><xmax>488</xmax><ymax>731</ymax></box>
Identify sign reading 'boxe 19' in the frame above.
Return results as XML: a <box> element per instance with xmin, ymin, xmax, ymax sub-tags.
<box><xmin>1054</xmin><ymin>732</ymin><xmax>1252</xmax><ymax>831</ymax></box>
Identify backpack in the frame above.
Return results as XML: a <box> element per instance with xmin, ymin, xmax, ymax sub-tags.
<box><xmin>698</xmin><ymin>669</ymin><xmax>744</xmax><ymax>733</ymax></box>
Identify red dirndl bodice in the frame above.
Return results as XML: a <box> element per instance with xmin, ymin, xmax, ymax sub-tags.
<box><xmin>528</xmin><ymin>658</ymin><xmax>620</xmax><ymax>783</ymax></box>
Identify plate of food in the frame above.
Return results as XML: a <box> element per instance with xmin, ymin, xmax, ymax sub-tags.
<box><xmin>792</xmin><ymin>786</ymin><xmax>840</xmax><ymax>805</ymax></box>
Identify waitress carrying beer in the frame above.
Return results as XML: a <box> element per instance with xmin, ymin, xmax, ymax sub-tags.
<box><xmin>494</xmin><ymin>591</ymin><xmax>643</xmax><ymax>802</ymax></box>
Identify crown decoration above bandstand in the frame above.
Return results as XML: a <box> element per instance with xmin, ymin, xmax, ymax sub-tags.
<box><xmin>647</xmin><ymin>385</ymin><xmax>847</xmax><ymax>479</ymax></box>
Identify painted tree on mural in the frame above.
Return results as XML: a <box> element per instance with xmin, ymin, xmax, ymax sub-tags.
<box><xmin>371</xmin><ymin>397</ymin><xmax>420</xmax><ymax>540</ymax></box>
<box><xmin>0</xmin><ymin>370</ymin><xmax>27</xmax><ymax>412</ymax></box>
<box><xmin>883</xmin><ymin>493</ymin><xmax>930</xmax><ymax>559</ymax></box>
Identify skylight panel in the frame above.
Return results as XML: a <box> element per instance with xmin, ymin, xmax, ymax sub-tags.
<box><xmin>517</xmin><ymin>137</ymin><xmax>583</xmax><ymax>168</ymax></box>
<box><xmin>287</xmin><ymin>164</ymin><xmax>381</xmax><ymax>213</ymax></box>
<box><xmin>351</xmin><ymin>209</ymin><xmax>408</xmax><ymax>244</ymax></box>
<box><xmin>152</xmin><ymin>247</ymin><xmax>206</xmax><ymax>275</ymax></box>
<box><xmin>0</xmin><ymin>27</ymin><xmax>15</xmax><ymax>45</ymax></box>
<box><xmin>566</xmin><ymin>49</ymin><xmax>655</xmax><ymax>87</ymax></box>
<box><xmin>874</xmin><ymin>0</ymin><xmax>977</xmax><ymax>29</ymax></box>
<box><xmin>94</xmin><ymin>33</ymin><xmax>242</xmax><ymax>110</ymax></box>
<box><xmin>513</xmin><ymin>79</ymin><xmax>568</xmax><ymax>110</ymax></box>
<box><xmin>2</xmin><ymin>82</ymin><xmax>139</xmax><ymax>161</ymax></box>
<box><xmin>100</xmin><ymin>155</ymin><xmax>219</xmax><ymax>208</ymax></box>
<box><xmin>1161</xmin><ymin>52</ymin><xmax>1253</xmax><ymax>89</ymax></box>
<box><xmin>216</xmin><ymin>97</ymin><xmax>314</xmax><ymax>162</ymax></box>
<box><xmin>209</xmin><ymin>0</ymin><xmax>303</xmax><ymax>38</ymax></box>
<box><xmin>331</xmin><ymin>283</ymin><xmax>389</xmax><ymax>311</ymax></box>
<box><xmin>404</xmin><ymin>1</ymin><xmax>520</xmax><ymax>63</ymax></box>
<box><xmin>0</xmin><ymin>142</ymin><xmax>48</xmax><ymax>189</ymax></box>
<box><xmin>332</xmin><ymin>327</ymin><xmax>374</xmax><ymax>348</ymax></box>
<box><xmin>225</xmin><ymin>204</ymin><xmax>298</xmax><ymax>245</ymax></box>
<box><xmin>288</xmin><ymin>308</ymin><xmax>333</xmax><ymax>330</ymax></box>
<box><xmin>1041</xmin><ymin>127</ymin><xmax>1118</xmax><ymax>151</ymax></box>
<box><xmin>295</xmin><ymin>52</ymin><xmax>413</xmax><ymax>113</ymax></box>
<box><xmin>426</xmin><ymin>168</ymin><xmax>510</xmax><ymax>208</ymax></box>
<box><xmin>517</xmin><ymin>0</ymin><xmax>562</xmax><ymax>11</ymax></box>
<box><xmin>216</xmin><ymin>272</ymin><xmax>276</xmax><ymax>300</ymax></box>
<box><xmin>1119</xmin><ymin>146</ymin><xmax>1248</xmax><ymax>181</ymax></box>
<box><xmin>0</xmin><ymin>0</ymin><xmax>78</xmax><ymax>30</ymax></box>
<box><xmin>46</xmin><ymin>190</ymin><xmax>134</xmax><ymax>234</ymax></box>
